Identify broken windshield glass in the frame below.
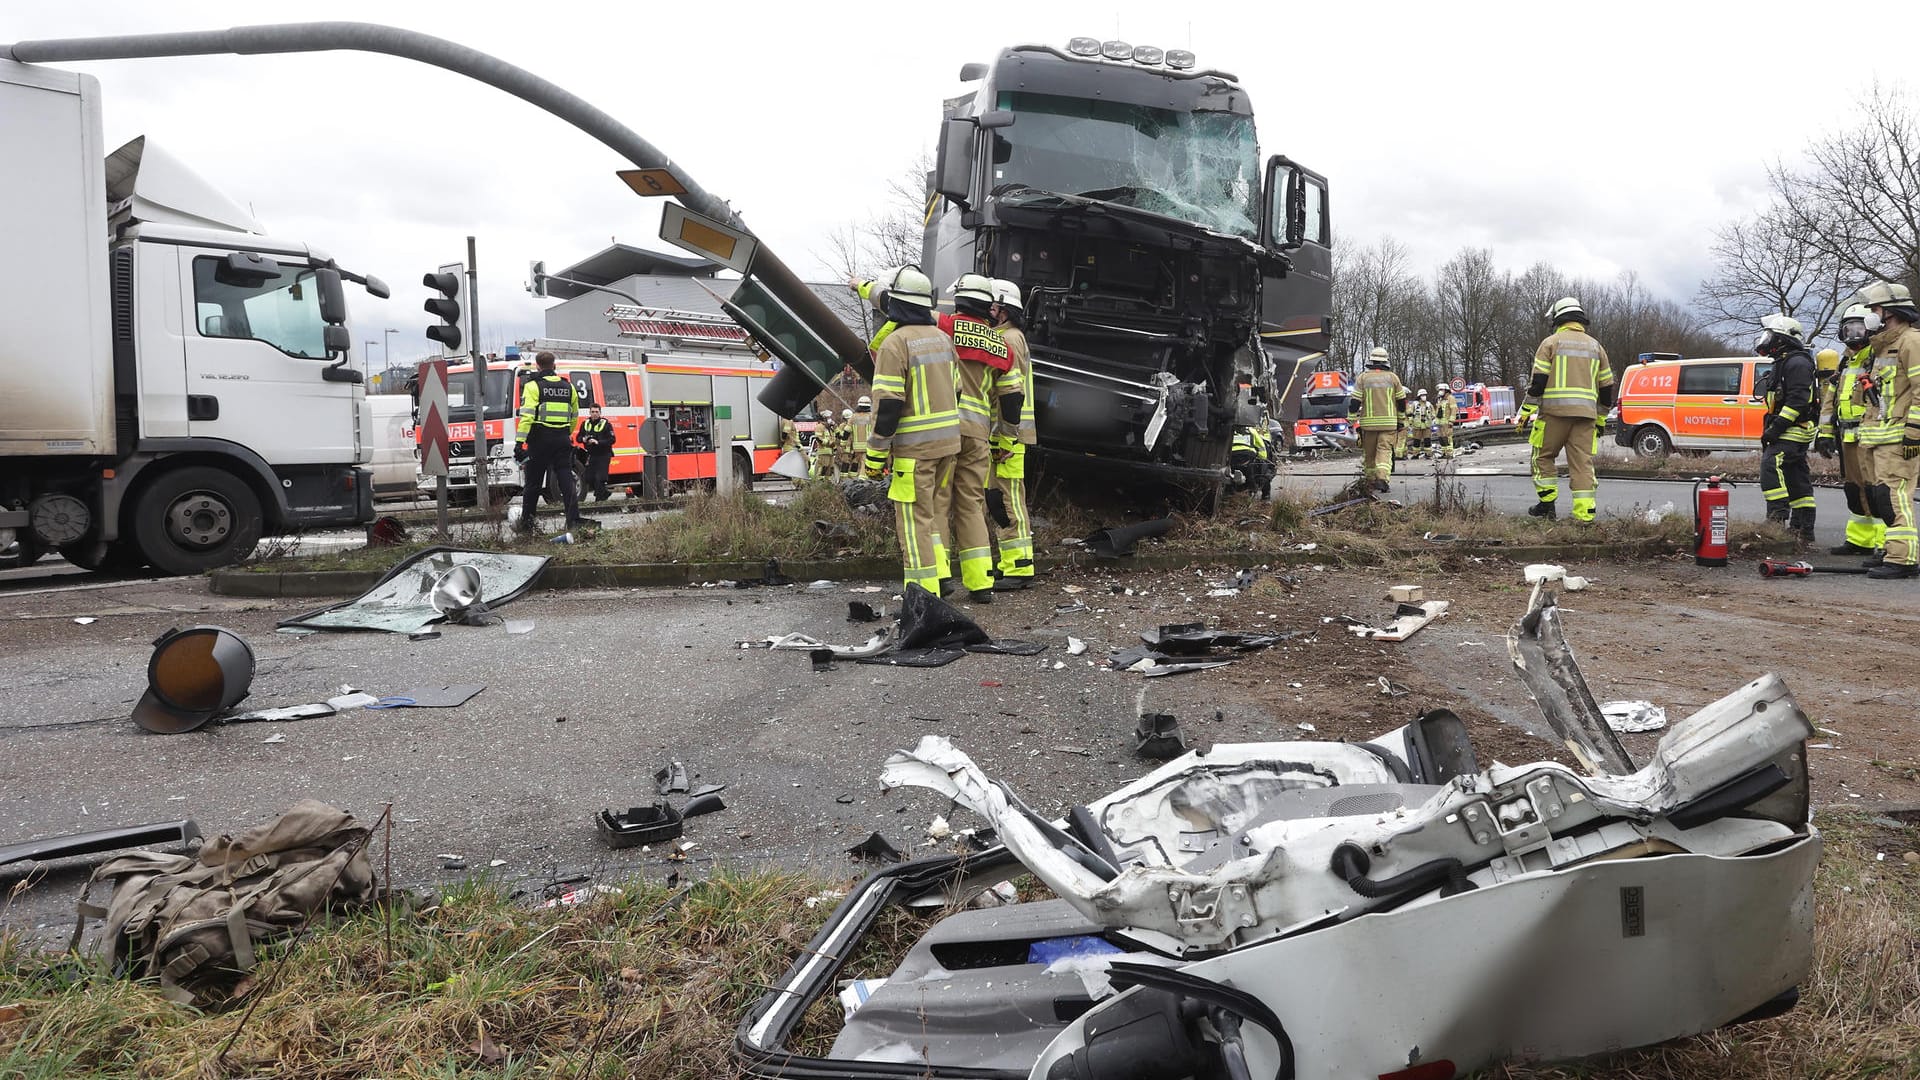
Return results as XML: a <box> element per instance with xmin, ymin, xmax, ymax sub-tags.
<box><xmin>992</xmin><ymin>91</ymin><xmax>1260</xmax><ymax>238</ymax></box>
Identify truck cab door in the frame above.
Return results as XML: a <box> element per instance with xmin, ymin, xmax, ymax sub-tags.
<box><xmin>1258</xmin><ymin>157</ymin><xmax>1333</xmax><ymax>429</ymax></box>
<box><xmin>177</xmin><ymin>248</ymin><xmax>358</xmax><ymax>466</ymax></box>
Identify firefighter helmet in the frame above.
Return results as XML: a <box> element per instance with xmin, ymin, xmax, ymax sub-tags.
<box><xmin>1816</xmin><ymin>348</ymin><xmax>1840</xmax><ymax>372</ymax></box>
<box><xmin>1436</xmin><ymin>384</ymin><xmax>1450</xmax><ymax>394</ymax></box>
<box><xmin>1367</xmin><ymin>347</ymin><xmax>1390</xmax><ymax>367</ymax></box>
<box><xmin>1840</xmin><ymin>303</ymin><xmax>1873</xmax><ymax>349</ymax></box>
<box><xmin>856</xmin><ymin>395</ymin><xmax>872</xmax><ymax>410</ymax></box>
<box><xmin>1545</xmin><ymin>296</ymin><xmax>1587</xmax><ymax>325</ymax></box>
<box><xmin>990</xmin><ymin>278</ymin><xmax>1023</xmax><ymax>310</ymax></box>
<box><xmin>1417</xmin><ymin>388</ymin><xmax>1429</xmax><ymax>398</ymax></box>
<box><xmin>877</xmin><ymin>265</ymin><xmax>934</xmax><ymax>308</ymax></box>
<box><xmin>951</xmin><ymin>274</ymin><xmax>995</xmax><ymax>304</ymax></box>
<box><xmin>841</xmin><ymin>408</ymin><xmax>853</xmax><ymax>420</ymax></box>
<box><xmin>1753</xmin><ymin>313</ymin><xmax>1805</xmax><ymax>356</ymax></box>
<box><xmin>1860</xmin><ymin>280</ymin><xmax>1919</xmax><ymax>323</ymax></box>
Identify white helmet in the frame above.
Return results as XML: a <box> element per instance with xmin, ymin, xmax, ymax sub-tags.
<box><xmin>1859</xmin><ymin>280</ymin><xmax>1915</xmax><ymax>309</ymax></box>
<box><xmin>1436</xmin><ymin>384</ymin><xmax>1450</xmax><ymax>394</ymax></box>
<box><xmin>1367</xmin><ymin>347</ymin><xmax>1390</xmax><ymax>367</ymax></box>
<box><xmin>841</xmin><ymin>408</ymin><xmax>853</xmax><ymax>420</ymax></box>
<box><xmin>1417</xmin><ymin>388</ymin><xmax>1429</xmax><ymax>398</ymax></box>
<box><xmin>1759</xmin><ymin>312</ymin><xmax>1804</xmax><ymax>340</ymax></box>
<box><xmin>951</xmin><ymin>273</ymin><xmax>995</xmax><ymax>304</ymax></box>
<box><xmin>1546</xmin><ymin>296</ymin><xmax>1587</xmax><ymax>324</ymax></box>
<box><xmin>990</xmin><ymin>278</ymin><xmax>1023</xmax><ymax>310</ymax></box>
<box><xmin>856</xmin><ymin>394</ymin><xmax>872</xmax><ymax>409</ymax></box>
<box><xmin>877</xmin><ymin>265</ymin><xmax>935</xmax><ymax>309</ymax></box>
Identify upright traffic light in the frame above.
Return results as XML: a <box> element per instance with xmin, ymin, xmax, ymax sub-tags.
<box><xmin>528</xmin><ymin>260</ymin><xmax>548</xmax><ymax>299</ymax></box>
<box><xmin>423</xmin><ymin>263</ymin><xmax>465</xmax><ymax>356</ymax></box>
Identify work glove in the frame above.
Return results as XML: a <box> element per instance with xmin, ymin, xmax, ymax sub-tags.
<box><xmin>1815</xmin><ymin>434</ymin><xmax>1837</xmax><ymax>458</ymax></box>
<box><xmin>513</xmin><ymin>442</ymin><xmax>528</xmax><ymax>464</ymax></box>
<box><xmin>1594</xmin><ymin>415</ymin><xmax>1608</xmax><ymax>433</ymax></box>
<box><xmin>863</xmin><ymin>449</ymin><xmax>890</xmax><ymax>480</ymax></box>
<box><xmin>990</xmin><ymin>433</ymin><xmax>1018</xmax><ymax>463</ymax></box>
<box><xmin>1515</xmin><ymin>405</ymin><xmax>1536</xmax><ymax>431</ymax></box>
<box><xmin>1904</xmin><ymin>431</ymin><xmax>1920</xmax><ymax>460</ymax></box>
<box><xmin>1762</xmin><ymin>415</ymin><xmax>1790</xmax><ymax>442</ymax></box>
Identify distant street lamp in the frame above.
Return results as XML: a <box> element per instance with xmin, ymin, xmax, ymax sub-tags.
<box><xmin>384</xmin><ymin>327</ymin><xmax>399</xmax><ymax>367</ymax></box>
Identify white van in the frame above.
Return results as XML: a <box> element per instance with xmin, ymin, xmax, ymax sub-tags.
<box><xmin>367</xmin><ymin>395</ymin><xmax>417</xmax><ymax>500</ymax></box>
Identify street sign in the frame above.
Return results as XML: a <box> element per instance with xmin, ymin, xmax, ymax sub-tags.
<box><xmin>417</xmin><ymin>359</ymin><xmax>451</xmax><ymax>477</ymax></box>
<box><xmin>659</xmin><ymin>203</ymin><xmax>758</xmax><ymax>273</ymax></box>
<box><xmin>1450</xmin><ymin>377</ymin><xmax>1466</xmax><ymax>392</ymax></box>
<box><xmin>617</xmin><ymin>168</ymin><xmax>688</xmax><ymax>197</ymax></box>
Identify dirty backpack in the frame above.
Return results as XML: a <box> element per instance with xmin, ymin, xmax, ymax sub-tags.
<box><xmin>72</xmin><ymin>799</ymin><xmax>376</xmax><ymax>1007</ymax></box>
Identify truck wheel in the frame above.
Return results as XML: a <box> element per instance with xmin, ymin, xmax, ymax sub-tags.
<box><xmin>733</xmin><ymin>448</ymin><xmax>755</xmax><ymax>485</ymax></box>
<box><xmin>131</xmin><ymin>467</ymin><xmax>263</xmax><ymax>575</ymax></box>
<box><xmin>1632</xmin><ymin>425</ymin><xmax>1672</xmax><ymax>459</ymax></box>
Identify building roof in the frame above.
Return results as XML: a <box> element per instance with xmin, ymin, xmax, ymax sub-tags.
<box><xmin>547</xmin><ymin>244</ymin><xmax>721</xmax><ymax>300</ymax></box>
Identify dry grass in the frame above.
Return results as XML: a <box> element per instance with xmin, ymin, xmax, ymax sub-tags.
<box><xmin>3</xmin><ymin>814</ymin><xmax>1912</xmax><ymax>1078</ymax></box>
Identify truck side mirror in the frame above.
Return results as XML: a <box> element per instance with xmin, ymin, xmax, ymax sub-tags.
<box><xmin>935</xmin><ymin>117</ymin><xmax>975</xmax><ymax>209</ymax></box>
<box><xmin>977</xmin><ymin>110</ymin><xmax>1016</xmax><ymax>129</ymax></box>
<box><xmin>362</xmin><ymin>274</ymin><xmax>391</xmax><ymax>300</ymax></box>
<box><xmin>322</xmin><ymin>324</ymin><xmax>352</xmax><ymax>356</ymax></box>
<box><xmin>220</xmin><ymin>251</ymin><xmax>279</xmax><ymax>285</ymax></box>
<box><xmin>316</xmin><ymin>268</ymin><xmax>349</xmax><ymax>325</ymax></box>
<box><xmin>958</xmin><ymin>62</ymin><xmax>989</xmax><ymax>81</ymax></box>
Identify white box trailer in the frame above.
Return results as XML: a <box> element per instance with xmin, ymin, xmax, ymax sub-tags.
<box><xmin>0</xmin><ymin>59</ymin><xmax>385</xmax><ymax>573</ymax></box>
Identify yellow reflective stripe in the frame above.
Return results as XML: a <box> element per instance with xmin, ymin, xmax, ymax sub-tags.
<box><xmin>872</xmin><ymin>375</ymin><xmax>907</xmax><ymax>392</ymax></box>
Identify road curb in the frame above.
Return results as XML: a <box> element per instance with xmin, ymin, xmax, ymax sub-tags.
<box><xmin>209</xmin><ymin>537</ymin><xmax>1800</xmax><ymax>598</ymax></box>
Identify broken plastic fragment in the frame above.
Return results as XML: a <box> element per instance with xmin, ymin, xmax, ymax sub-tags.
<box><xmin>1600</xmin><ymin>700</ymin><xmax>1668</xmax><ymax>733</ymax></box>
<box><xmin>847</xmin><ymin>832</ymin><xmax>902</xmax><ymax>863</ymax></box>
<box><xmin>1067</xmin><ymin>637</ymin><xmax>1087</xmax><ymax>656</ymax></box>
<box><xmin>655</xmin><ymin>761</ymin><xmax>689</xmax><ymax>794</ymax></box>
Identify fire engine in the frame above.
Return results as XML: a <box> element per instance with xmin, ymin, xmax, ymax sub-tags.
<box><xmin>1453</xmin><ymin>383</ymin><xmax>1516</xmax><ymax>428</ymax></box>
<box><xmin>1291</xmin><ymin>370</ymin><xmax>1353</xmax><ymax>451</ymax></box>
<box><xmin>415</xmin><ymin>307</ymin><xmax>787</xmax><ymax>500</ymax></box>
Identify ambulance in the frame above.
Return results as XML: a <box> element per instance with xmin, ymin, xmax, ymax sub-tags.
<box><xmin>1611</xmin><ymin>353</ymin><xmax>1771</xmax><ymax>458</ymax></box>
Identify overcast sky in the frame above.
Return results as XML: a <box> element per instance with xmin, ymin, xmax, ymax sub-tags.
<box><xmin>8</xmin><ymin>2</ymin><xmax>1911</xmax><ymax>370</ymax></box>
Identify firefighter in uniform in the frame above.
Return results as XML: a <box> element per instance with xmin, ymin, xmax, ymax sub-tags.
<box><xmin>1435</xmin><ymin>384</ymin><xmax>1459</xmax><ymax>458</ymax></box>
<box><xmin>813</xmin><ymin>416</ymin><xmax>840</xmax><ymax>478</ymax></box>
<box><xmin>1409</xmin><ymin>390</ymin><xmax>1434</xmax><ymax>457</ymax></box>
<box><xmin>1859</xmin><ymin>281</ymin><xmax>1920</xmax><ymax>579</ymax></box>
<box><xmin>861</xmin><ymin>266</ymin><xmax>963</xmax><ymax>593</ymax></box>
<box><xmin>575</xmin><ymin>405</ymin><xmax>617</xmax><ymax>502</ymax></box>
<box><xmin>936</xmin><ymin>274</ymin><xmax>1011</xmax><ymax>602</ymax></box>
<box><xmin>1823</xmin><ymin>306</ymin><xmax>1886</xmax><ymax>555</ymax></box>
<box><xmin>848</xmin><ymin>396</ymin><xmax>873</xmax><ymax>474</ymax></box>
<box><xmin>514</xmin><ymin>351</ymin><xmax>587</xmax><ymax>533</ymax></box>
<box><xmin>1349</xmin><ymin>347</ymin><xmax>1407</xmax><ymax>491</ymax></box>
<box><xmin>1517</xmin><ymin>297</ymin><xmax>1613</xmax><ymax>522</ymax></box>
<box><xmin>988</xmin><ymin>279</ymin><xmax>1036</xmax><ymax>588</ymax></box>
<box><xmin>836</xmin><ymin>408</ymin><xmax>860</xmax><ymax>475</ymax></box>
<box><xmin>1755</xmin><ymin>314</ymin><xmax>1818</xmax><ymax>541</ymax></box>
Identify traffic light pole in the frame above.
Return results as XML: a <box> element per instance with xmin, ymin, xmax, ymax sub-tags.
<box><xmin>467</xmin><ymin>235</ymin><xmax>490</xmax><ymax>514</ymax></box>
<box><xmin>2</xmin><ymin>21</ymin><xmax>870</xmax><ymax>374</ymax></box>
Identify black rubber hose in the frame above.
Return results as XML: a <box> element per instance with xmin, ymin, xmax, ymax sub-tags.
<box><xmin>1330</xmin><ymin>842</ymin><xmax>1473</xmax><ymax>901</ymax></box>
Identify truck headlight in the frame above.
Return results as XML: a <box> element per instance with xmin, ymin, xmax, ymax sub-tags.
<box><xmin>491</xmin><ymin>441</ymin><xmax>509</xmax><ymax>457</ymax></box>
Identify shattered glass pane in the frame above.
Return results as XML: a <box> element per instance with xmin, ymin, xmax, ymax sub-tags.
<box><xmin>280</xmin><ymin>549</ymin><xmax>550</xmax><ymax>634</ymax></box>
<box><xmin>992</xmin><ymin>91</ymin><xmax>1260</xmax><ymax>238</ymax></box>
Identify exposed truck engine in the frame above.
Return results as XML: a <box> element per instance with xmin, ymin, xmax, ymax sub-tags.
<box><xmin>923</xmin><ymin>38</ymin><xmax>1332</xmax><ymax>493</ymax></box>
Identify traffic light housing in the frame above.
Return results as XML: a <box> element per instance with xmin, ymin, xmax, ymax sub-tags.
<box><xmin>423</xmin><ymin>264</ymin><xmax>464</xmax><ymax>356</ymax></box>
<box><xmin>528</xmin><ymin>260</ymin><xmax>548</xmax><ymax>299</ymax></box>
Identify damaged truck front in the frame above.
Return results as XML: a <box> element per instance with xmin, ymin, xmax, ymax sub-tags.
<box><xmin>737</xmin><ymin>590</ymin><xmax>1819</xmax><ymax>1080</ymax></box>
<box><xmin>924</xmin><ymin>41</ymin><xmax>1332</xmax><ymax>493</ymax></box>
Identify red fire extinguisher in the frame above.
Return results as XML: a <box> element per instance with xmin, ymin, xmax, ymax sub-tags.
<box><xmin>1694</xmin><ymin>476</ymin><xmax>1730</xmax><ymax>566</ymax></box>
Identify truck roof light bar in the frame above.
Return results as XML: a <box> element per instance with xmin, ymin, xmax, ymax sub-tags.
<box><xmin>1066</xmin><ymin>36</ymin><xmax>1101</xmax><ymax>56</ymax></box>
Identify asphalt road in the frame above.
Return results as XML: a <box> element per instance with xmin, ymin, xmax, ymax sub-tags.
<box><xmin>1277</xmin><ymin>443</ymin><xmax>1860</xmax><ymax>549</ymax></box>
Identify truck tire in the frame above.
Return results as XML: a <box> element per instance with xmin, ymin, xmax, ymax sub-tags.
<box><xmin>1632</xmin><ymin>425</ymin><xmax>1672</xmax><ymax>459</ymax></box>
<box><xmin>131</xmin><ymin>466</ymin><xmax>263</xmax><ymax>575</ymax></box>
<box><xmin>733</xmin><ymin>447</ymin><xmax>755</xmax><ymax>486</ymax></box>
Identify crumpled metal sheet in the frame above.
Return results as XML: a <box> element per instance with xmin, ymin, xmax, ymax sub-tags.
<box><xmin>278</xmin><ymin>547</ymin><xmax>551</xmax><ymax>634</ymax></box>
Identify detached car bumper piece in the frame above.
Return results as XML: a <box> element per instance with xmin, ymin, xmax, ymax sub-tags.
<box><xmin>736</xmin><ymin>588</ymin><xmax>1820</xmax><ymax>1080</ymax></box>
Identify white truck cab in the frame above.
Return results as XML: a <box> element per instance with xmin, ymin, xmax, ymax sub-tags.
<box><xmin>1</xmin><ymin>59</ymin><xmax>381</xmax><ymax>573</ymax></box>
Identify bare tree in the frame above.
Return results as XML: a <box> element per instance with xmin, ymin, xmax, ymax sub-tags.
<box><xmin>1694</xmin><ymin>207</ymin><xmax>1846</xmax><ymax>339</ymax></box>
<box><xmin>1435</xmin><ymin>247</ymin><xmax>1504</xmax><ymax>384</ymax></box>
<box><xmin>1769</xmin><ymin>85</ymin><xmax>1920</xmax><ymax>295</ymax></box>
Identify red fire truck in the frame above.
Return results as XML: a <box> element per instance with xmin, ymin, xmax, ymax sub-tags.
<box><xmin>1453</xmin><ymin>383</ymin><xmax>1517</xmax><ymax>428</ymax></box>
<box><xmin>1291</xmin><ymin>370</ymin><xmax>1353</xmax><ymax>451</ymax></box>
<box><xmin>416</xmin><ymin>309</ymin><xmax>787</xmax><ymax>499</ymax></box>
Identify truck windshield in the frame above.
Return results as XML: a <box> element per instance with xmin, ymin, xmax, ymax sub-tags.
<box><xmin>448</xmin><ymin>370</ymin><xmax>514</xmax><ymax>421</ymax></box>
<box><xmin>992</xmin><ymin>90</ymin><xmax>1260</xmax><ymax>238</ymax></box>
<box><xmin>191</xmin><ymin>257</ymin><xmax>328</xmax><ymax>359</ymax></box>
<box><xmin>1300</xmin><ymin>395</ymin><xmax>1348</xmax><ymax>419</ymax></box>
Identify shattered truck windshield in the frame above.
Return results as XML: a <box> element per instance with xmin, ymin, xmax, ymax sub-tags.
<box><xmin>992</xmin><ymin>90</ymin><xmax>1260</xmax><ymax>239</ymax></box>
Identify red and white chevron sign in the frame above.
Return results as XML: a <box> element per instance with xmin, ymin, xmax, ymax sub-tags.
<box><xmin>417</xmin><ymin>359</ymin><xmax>452</xmax><ymax>477</ymax></box>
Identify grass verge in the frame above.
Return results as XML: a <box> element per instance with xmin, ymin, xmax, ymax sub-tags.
<box><xmin>3</xmin><ymin>813</ymin><xmax>1912</xmax><ymax>1078</ymax></box>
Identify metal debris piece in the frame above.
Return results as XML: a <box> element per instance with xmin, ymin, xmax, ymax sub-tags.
<box><xmin>1348</xmin><ymin>600</ymin><xmax>1450</xmax><ymax>642</ymax></box>
<box><xmin>0</xmin><ymin>820</ymin><xmax>201</xmax><ymax>870</ymax></box>
<box><xmin>1601</xmin><ymin>700</ymin><xmax>1669</xmax><ymax>734</ymax></box>
<box><xmin>279</xmin><ymin>547</ymin><xmax>549</xmax><ymax>635</ymax></box>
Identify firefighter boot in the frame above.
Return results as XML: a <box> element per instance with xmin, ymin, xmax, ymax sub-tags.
<box><xmin>1765</xmin><ymin>502</ymin><xmax>1790</xmax><ymax>524</ymax></box>
<box><xmin>1789</xmin><ymin>507</ymin><xmax>1816</xmax><ymax>544</ymax></box>
<box><xmin>1866</xmin><ymin>561</ymin><xmax>1919</xmax><ymax>579</ymax></box>
<box><xmin>1527</xmin><ymin>500</ymin><xmax>1557</xmax><ymax>520</ymax></box>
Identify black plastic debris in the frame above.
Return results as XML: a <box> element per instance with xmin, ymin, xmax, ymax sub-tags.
<box><xmin>1135</xmin><ymin>713</ymin><xmax>1188</xmax><ymax>759</ymax></box>
<box><xmin>848</xmin><ymin>601</ymin><xmax>883</xmax><ymax>623</ymax></box>
<box><xmin>896</xmin><ymin>584</ymin><xmax>990</xmax><ymax>651</ymax></box>
<box><xmin>965</xmin><ymin>640</ymin><xmax>1047</xmax><ymax>656</ymax></box>
<box><xmin>810</xmin><ymin>648</ymin><xmax>837</xmax><ymax>672</ymax></box>
<box><xmin>762</xmin><ymin>559</ymin><xmax>793</xmax><ymax>587</ymax></box>
<box><xmin>1140</xmin><ymin>625</ymin><xmax>1294</xmax><ymax>654</ymax></box>
<box><xmin>847</xmin><ymin>832</ymin><xmax>903</xmax><ymax>864</ymax></box>
<box><xmin>688</xmin><ymin>783</ymin><xmax>727</xmax><ymax>799</ymax></box>
<box><xmin>814</xmin><ymin>520</ymin><xmax>857</xmax><ymax>542</ymax></box>
<box><xmin>0</xmin><ymin>820</ymin><xmax>201</xmax><ymax>870</ymax></box>
<box><xmin>835</xmin><ymin>794</ymin><xmax>856</xmax><ymax>805</ymax></box>
<box><xmin>1082</xmin><ymin>517</ymin><xmax>1174</xmax><ymax>558</ymax></box>
<box><xmin>597</xmin><ymin>803</ymin><xmax>683</xmax><ymax>848</ymax></box>
<box><xmin>858</xmin><ymin>649</ymin><xmax>967</xmax><ymax>668</ymax></box>
<box><xmin>682</xmin><ymin>793</ymin><xmax>727</xmax><ymax>819</ymax></box>
<box><xmin>654</xmin><ymin>762</ymin><xmax>690</xmax><ymax>795</ymax></box>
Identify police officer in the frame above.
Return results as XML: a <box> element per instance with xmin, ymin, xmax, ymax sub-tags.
<box><xmin>1516</xmin><ymin>297</ymin><xmax>1614</xmax><ymax>522</ymax></box>
<box><xmin>988</xmin><ymin>279</ymin><xmax>1036</xmax><ymax>588</ymax></box>
<box><xmin>937</xmin><ymin>274</ymin><xmax>1011</xmax><ymax>602</ymax></box>
<box><xmin>1755</xmin><ymin>314</ymin><xmax>1817</xmax><ymax>541</ymax></box>
<box><xmin>860</xmin><ymin>266</ymin><xmax>964</xmax><ymax>593</ymax></box>
<box><xmin>1348</xmin><ymin>347</ymin><xmax>1407</xmax><ymax>491</ymax></box>
<box><xmin>514</xmin><ymin>351</ymin><xmax>587</xmax><ymax>533</ymax></box>
<box><xmin>1858</xmin><ymin>281</ymin><xmax>1920</xmax><ymax>579</ymax></box>
<box><xmin>575</xmin><ymin>405</ymin><xmax>617</xmax><ymax>502</ymax></box>
<box><xmin>1435</xmin><ymin>384</ymin><xmax>1459</xmax><ymax>458</ymax></box>
<box><xmin>1824</xmin><ymin>306</ymin><xmax>1886</xmax><ymax>556</ymax></box>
